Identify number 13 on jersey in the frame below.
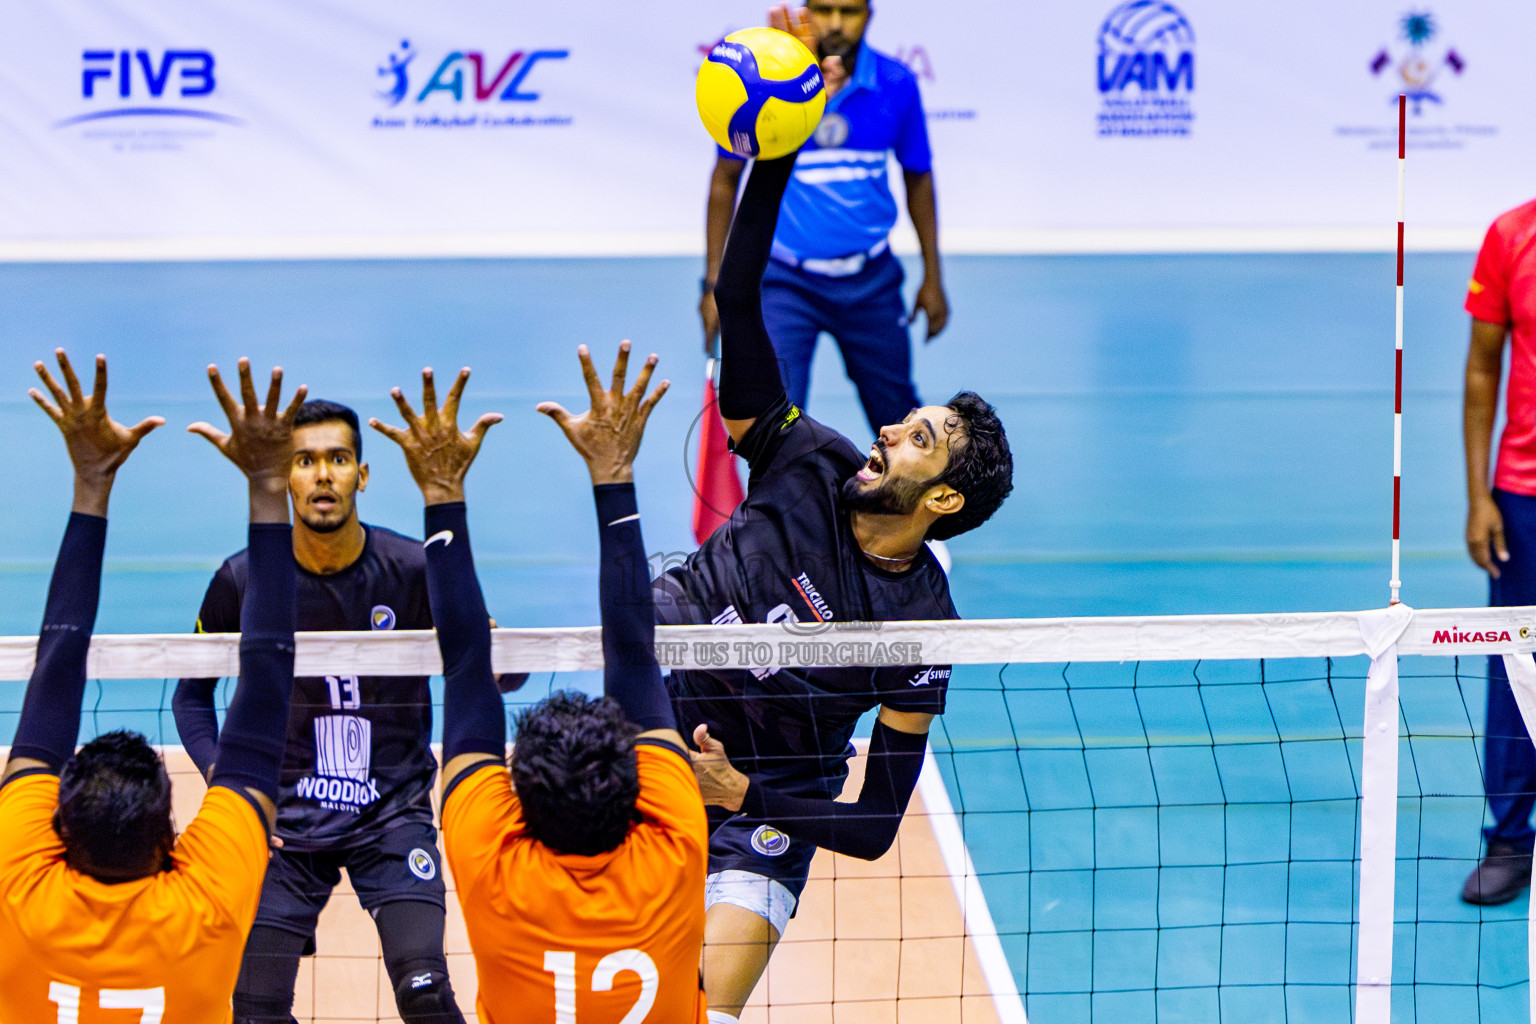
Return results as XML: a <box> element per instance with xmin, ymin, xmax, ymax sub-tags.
<box><xmin>543</xmin><ymin>950</ymin><xmax>658</xmax><ymax>1024</ymax></box>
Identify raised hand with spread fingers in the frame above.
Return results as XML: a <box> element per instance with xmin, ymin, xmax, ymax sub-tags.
<box><xmin>187</xmin><ymin>358</ymin><xmax>308</xmax><ymax>523</ymax></box>
<box><xmin>369</xmin><ymin>367</ymin><xmax>503</xmax><ymax>505</ymax></box>
<box><xmin>537</xmin><ymin>341</ymin><xmax>670</xmax><ymax>485</ymax></box>
<box><xmin>30</xmin><ymin>349</ymin><xmax>163</xmax><ymax>517</ymax></box>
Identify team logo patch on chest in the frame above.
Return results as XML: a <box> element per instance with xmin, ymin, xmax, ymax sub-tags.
<box><xmin>751</xmin><ymin>825</ymin><xmax>792</xmax><ymax>857</ymax></box>
<box><xmin>371</xmin><ymin>605</ymin><xmax>397</xmax><ymax>630</ymax></box>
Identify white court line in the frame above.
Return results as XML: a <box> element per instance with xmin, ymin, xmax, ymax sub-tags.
<box><xmin>919</xmin><ymin>750</ymin><xmax>1029</xmax><ymax>1024</ymax></box>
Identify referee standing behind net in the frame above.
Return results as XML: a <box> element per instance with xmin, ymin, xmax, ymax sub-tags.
<box><xmin>1462</xmin><ymin>196</ymin><xmax>1536</xmax><ymax>905</ymax></box>
<box><xmin>699</xmin><ymin>0</ymin><xmax>948</xmax><ymax>439</ymax></box>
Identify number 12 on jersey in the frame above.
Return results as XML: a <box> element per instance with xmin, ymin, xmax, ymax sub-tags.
<box><xmin>542</xmin><ymin>950</ymin><xmax>658</xmax><ymax>1024</ymax></box>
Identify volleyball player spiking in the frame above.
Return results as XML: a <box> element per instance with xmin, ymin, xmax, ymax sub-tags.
<box><xmin>644</xmin><ymin>9</ymin><xmax>1016</xmax><ymax>1020</ymax></box>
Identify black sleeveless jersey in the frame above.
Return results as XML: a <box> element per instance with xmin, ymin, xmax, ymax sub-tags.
<box><xmin>188</xmin><ymin>525</ymin><xmax>435</xmax><ymax>850</ymax></box>
<box><xmin>656</xmin><ymin>399</ymin><xmax>957</xmax><ymax>796</ymax></box>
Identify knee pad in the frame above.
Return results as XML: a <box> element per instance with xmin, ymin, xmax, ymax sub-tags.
<box><xmin>394</xmin><ymin>967</ymin><xmax>462</xmax><ymax>1024</ymax></box>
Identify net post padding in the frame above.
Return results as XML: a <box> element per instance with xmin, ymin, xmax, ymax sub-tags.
<box><xmin>1354</xmin><ymin>605</ymin><xmax>1411</xmax><ymax>1024</ymax></box>
<box><xmin>1501</xmin><ymin>652</ymin><xmax>1536</xmax><ymax>1024</ymax></box>
<box><xmin>0</xmin><ymin>606</ymin><xmax>1532</xmax><ymax>680</ymax></box>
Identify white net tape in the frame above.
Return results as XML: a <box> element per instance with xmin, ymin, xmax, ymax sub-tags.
<box><xmin>0</xmin><ymin>605</ymin><xmax>1528</xmax><ymax>680</ymax></box>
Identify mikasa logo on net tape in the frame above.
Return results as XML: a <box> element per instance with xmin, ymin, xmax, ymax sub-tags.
<box><xmin>1430</xmin><ymin>626</ymin><xmax>1520</xmax><ymax>645</ymax></box>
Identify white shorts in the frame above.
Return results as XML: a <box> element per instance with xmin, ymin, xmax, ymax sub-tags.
<box><xmin>704</xmin><ymin>869</ymin><xmax>798</xmax><ymax>938</ymax></box>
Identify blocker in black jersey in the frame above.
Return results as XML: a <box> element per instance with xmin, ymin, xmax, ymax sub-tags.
<box><xmin>175</xmin><ymin>523</ymin><xmax>434</xmax><ymax>850</ymax></box>
<box><xmin>657</xmin><ymin>395</ymin><xmax>957</xmax><ymax>802</ymax></box>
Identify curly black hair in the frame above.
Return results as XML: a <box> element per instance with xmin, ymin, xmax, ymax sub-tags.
<box><xmin>928</xmin><ymin>391</ymin><xmax>1014</xmax><ymax>541</ymax></box>
<box><xmin>56</xmin><ymin>730</ymin><xmax>174</xmax><ymax>878</ymax></box>
<box><xmin>294</xmin><ymin>399</ymin><xmax>362</xmax><ymax>461</ymax></box>
<box><xmin>511</xmin><ymin>691</ymin><xmax>642</xmax><ymax>856</ymax></box>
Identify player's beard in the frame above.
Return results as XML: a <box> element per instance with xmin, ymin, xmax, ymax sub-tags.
<box><xmin>297</xmin><ymin>498</ymin><xmax>353</xmax><ymax>534</ymax></box>
<box><xmin>841</xmin><ymin>464</ymin><xmax>936</xmax><ymax>517</ymax></box>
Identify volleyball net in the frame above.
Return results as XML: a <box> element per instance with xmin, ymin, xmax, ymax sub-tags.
<box><xmin>2</xmin><ymin>606</ymin><xmax>1534</xmax><ymax>1024</ymax></box>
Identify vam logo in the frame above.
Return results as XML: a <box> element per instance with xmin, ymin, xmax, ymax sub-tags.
<box><xmin>1095</xmin><ymin>0</ymin><xmax>1195</xmax><ymax>138</ymax></box>
<box><xmin>56</xmin><ymin>48</ymin><xmax>243</xmax><ymax>129</ymax></box>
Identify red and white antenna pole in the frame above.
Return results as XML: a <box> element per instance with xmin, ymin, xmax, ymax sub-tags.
<box><xmin>1391</xmin><ymin>94</ymin><xmax>1405</xmax><ymax>605</ymax></box>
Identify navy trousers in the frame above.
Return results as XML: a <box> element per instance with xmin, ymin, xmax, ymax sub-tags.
<box><xmin>1484</xmin><ymin>489</ymin><xmax>1536</xmax><ymax>850</ymax></box>
<box><xmin>761</xmin><ymin>250</ymin><xmax>922</xmax><ymax>436</ymax></box>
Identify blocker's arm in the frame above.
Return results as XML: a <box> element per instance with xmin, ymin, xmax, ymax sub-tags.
<box><xmin>208</xmin><ymin>523</ymin><xmax>295</xmax><ymax>816</ymax></box>
<box><xmin>424</xmin><ymin>502</ymin><xmax>506</xmax><ymax>797</ymax></box>
<box><xmin>6</xmin><ymin>351</ymin><xmax>162</xmax><ymax>787</ymax></box>
<box><xmin>595</xmin><ymin>483</ymin><xmax>681</xmax><ymax>746</ymax></box>
<box><xmin>5</xmin><ymin>514</ymin><xmax>108</xmax><ymax>783</ymax></box>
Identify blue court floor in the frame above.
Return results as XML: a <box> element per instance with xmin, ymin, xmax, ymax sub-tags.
<box><xmin>0</xmin><ymin>252</ymin><xmax>1507</xmax><ymax>1021</ymax></box>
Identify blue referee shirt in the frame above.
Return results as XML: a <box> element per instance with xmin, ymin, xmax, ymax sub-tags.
<box><xmin>721</xmin><ymin>44</ymin><xmax>931</xmax><ymax>263</ymax></box>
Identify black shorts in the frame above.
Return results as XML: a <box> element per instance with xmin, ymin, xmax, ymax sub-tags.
<box><xmin>254</xmin><ymin>821</ymin><xmax>447</xmax><ymax>948</ymax></box>
<box><xmin>706</xmin><ymin>805</ymin><xmax>819</xmax><ymax>904</ymax></box>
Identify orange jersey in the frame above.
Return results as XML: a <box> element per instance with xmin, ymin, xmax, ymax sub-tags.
<box><xmin>443</xmin><ymin>741</ymin><xmax>709</xmax><ymax>1024</ymax></box>
<box><xmin>0</xmin><ymin>774</ymin><xmax>269</xmax><ymax>1023</ymax></box>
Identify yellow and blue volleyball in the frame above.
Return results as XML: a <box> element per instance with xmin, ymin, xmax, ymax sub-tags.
<box><xmin>696</xmin><ymin>27</ymin><xmax>826</xmax><ymax>160</ymax></box>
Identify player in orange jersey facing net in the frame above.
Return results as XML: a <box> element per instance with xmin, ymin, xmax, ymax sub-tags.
<box><xmin>370</xmin><ymin>349</ymin><xmax>707</xmax><ymax>1024</ymax></box>
<box><xmin>0</xmin><ymin>352</ymin><xmax>303</xmax><ymax>1024</ymax></box>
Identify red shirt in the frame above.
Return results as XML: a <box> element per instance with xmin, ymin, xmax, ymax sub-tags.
<box><xmin>1468</xmin><ymin>197</ymin><xmax>1536</xmax><ymax>495</ymax></box>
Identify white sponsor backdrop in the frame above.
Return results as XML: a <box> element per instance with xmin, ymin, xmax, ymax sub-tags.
<box><xmin>0</xmin><ymin>0</ymin><xmax>1532</xmax><ymax>258</ymax></box>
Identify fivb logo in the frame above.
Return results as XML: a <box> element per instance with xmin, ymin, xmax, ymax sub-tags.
<box><xmin>59</xmin><ymin>48</ymin><xmax>241</xmax><ymax>128</ymax></box>
<box><xmin>1095</xmin><ymin>0</ymin><xmax>1195</xmax><ymax>137</ymax></box>
<box><xmin>378</xmin><ymin>39</ymin><xmax>569</xmax><ymax>106</ymax></box>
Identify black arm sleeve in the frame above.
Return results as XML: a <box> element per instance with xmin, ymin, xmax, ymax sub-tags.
<box><xmin>424</xmin><ymin>502</ymin><xmax>505</xmax><ymax>763</ymax></box>
<box><xmin>172</xmin><ymin>568</ymin><xmax>240</xmax><ymax>777</ymax></box>
<box><xmin>170</xmin><ymin>678</ymin><xmax>219</xmax><ymax>778</ymax></box>
<box><xmin>208</xmin><ymin>524</ymin><xmax>295</xmax><ymax>803</ymax></box>
<box><xmin>594</xmin><ymin>484</ymin><xmax>675</xmax><ymax>733</ymax></box>
<box><xmin>714</xmin><ymin>152</ymin><xmax>797</xmax><ymax>421</ymax></box>
<box><xmin>7</xmin><ymin>514</ymin><xmax>107</xmax><ymax>776</ymax></box>
<box><xmin>738</xmin><ymin>719</ymin><xmax>927</xmax><ymax>861</ymax></box>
